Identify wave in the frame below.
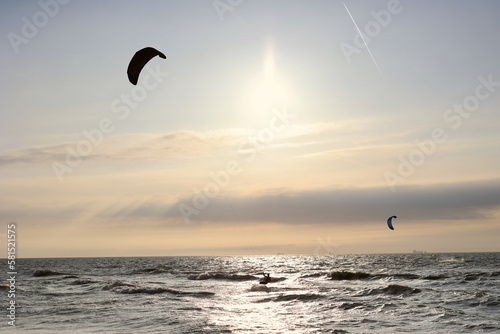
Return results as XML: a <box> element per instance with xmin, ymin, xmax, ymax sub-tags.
<box><xmin>337</xmin><ymin>302</ymin><xmax>366</xmax><ymax>310</ymax></box>
<box><xmin>379</xmin><ymin>284</ymin><xmax>421</xmax><ymax>295</ymax></box>
<box><xmin>423</xmin><ymin>274</ymin><xmax>449</xmax><ymax>280</ymax></box>
<box><xmin>463</xmin><ymin>324</ymin><xmax>500</xmax><ymax>331</ymax></box>
<box><xmin>392</xmin><ymin>273</ymin><xmax>420</xmax><ymax>279</ymax></box>
<box><xmin>468</xmin><ymin>297</ymin><xmax>500</xmax><ymax>308</ymax></box>
<box><xmin>330</xmin><ymin>271</ymin><xmax>453</xmax><ymax>281</ymax></box>
<box><xmin>328</xmin><ymin>271</ymin><xmax>372</xmax><ymax>280</ymax></box>
<box><xmin>187</xmin><ymin>272</ymin><xmax>257</xmax><ymax>281</ymax></box>
<box><xmin>70</xmin><ymin>279</ymin><xmax>97</xmax><ymax>285</ymax></box>
<box><xmin>256</xmin><ymin>293</ymin><xmax>324</xmax><ymax>303</ymax></box>
<box><xmin>102</xmin><ymin>281</ymin><xmax>135</xmax><ymax>290</ymax></box>
<box><xmin>439</xmin><ymin>257</ymin><xmax>465</xmax><ymax>263</ymax></box>
<box><xmin>300</xmin><ymin>272</ymin><xmax>327</xmax><ymax>278</ymax></box>
<box><xmin>248</xmin><ymin>283</ymin><xmax>290</xmax><ymax>292</ymax></box>
<box><xmin>102</xmin><ymin>281</ymin><xmax>214</xmax><ymax>296</ymax></box>
<box><xmin>357</xmin><ymin>284</ymin><xmax>421</xmax><ymax>297</ymax></box>
<box><xmin>33</xmin><ymin>270</ymin><xmax>65</xmax><ymax>277</ymax></box>
<box><xmin>249</xmin><ymin>284</ymin><xmax>272</xmax><ymax>292</ymax></box>
<box><xmin>318</xmin><ymin>270</ymin><xmax>456</xmax><ymax>282</ymax></box>
<box><xmin>63</xmin><ymin>275</ymin><xmax>79</xmax><ymax>279</ymax></box>
<box><xmin>464</xmin><ymin>271</ymin><xmax>500</xmax><ymax>281</ymax></box>
<box><xmin>322</xmin><ymin>271</ymin><xmax>445</xmax><ymax>281</ymax></box>
<box><xmin>264</xmin><ymin>276</ymin><xmax>287</xmax><ymax>283</ymax></box>
<box><xmin>130</xmin><ymin>267</ymin><xmax>176</xmax><ymax>275</ymax></box>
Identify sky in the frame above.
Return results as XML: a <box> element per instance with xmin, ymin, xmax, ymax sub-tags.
<box><xmin>1</xmin><ymin>0</ymin><xmax>499</xmax><ymax>258</ymax></box>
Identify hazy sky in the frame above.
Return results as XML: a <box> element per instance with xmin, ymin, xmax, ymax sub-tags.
<box><xmin>1</xmin><ymin>0</ymin><xmax>499</xmax><ymax>257</ymax></box>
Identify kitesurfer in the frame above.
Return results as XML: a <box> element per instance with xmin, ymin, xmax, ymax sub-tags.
<box><xmin>260</xmin><ymin>273</ymin><xmax>271</xmax><ymax>284</ymax></box>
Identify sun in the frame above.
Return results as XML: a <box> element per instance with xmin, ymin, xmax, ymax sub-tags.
<box><xmin>251</xmin><ymin>78</ymin><xmax>286</xmax><ymax>113</ymax></box>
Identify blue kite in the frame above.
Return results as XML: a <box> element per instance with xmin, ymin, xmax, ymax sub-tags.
<box><xmin>387</xmin><ymin>215</ymin><xmax>397</xmax><ymax>230</ymax></box>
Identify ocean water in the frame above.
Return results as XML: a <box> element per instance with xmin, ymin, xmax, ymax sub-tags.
<box><xmin>1</xmin><ymin>253</ymin><xmax>499</xmax><ymax>333</ymax></box>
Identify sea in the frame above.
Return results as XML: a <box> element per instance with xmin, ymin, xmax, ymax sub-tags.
<box><xmin>1</xmin><ymin>253</ymin><xmax>499</xmax><ymax>333</ymax></box>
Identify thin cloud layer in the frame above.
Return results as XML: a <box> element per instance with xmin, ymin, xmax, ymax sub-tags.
<box><xmin>0</xmin><ymin>129</ymin><xmax>245</xmax><ymax>166</ymax></box>
<box><xmin>0</xmin><ymin>120</ymin><xmax>392</xmax><ymax>166</ymax></box>
<box><xmin>105</xmin><ymin>179</ymin><xmax>500</xmax><ymax>225</ymax></box>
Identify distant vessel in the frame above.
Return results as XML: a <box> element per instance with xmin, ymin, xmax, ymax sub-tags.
<box><xmin>413</xmin><ymin>250</ymin><xmax>427</xmax><ymax>254</ymax></box>
<box><xmin>276</xmin><ymin>253</ymin><xmax>284</xmax><ymax>255</ymax></box>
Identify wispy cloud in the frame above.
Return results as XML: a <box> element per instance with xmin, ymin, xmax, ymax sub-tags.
<box><xmin>0</xmin><ymin>129</ymin><xmax>247</xmax><ymax>166</ymax></box>
<box><xmin>0</xmin><ymin>119</ymin><xmax>391</xmax><ymax>167</ymax></box>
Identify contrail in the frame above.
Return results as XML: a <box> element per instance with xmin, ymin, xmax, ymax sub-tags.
<box><xmin>343</xmin><ymin>2</ymin><xmax>384</xmax><ymax>78</ymax></box>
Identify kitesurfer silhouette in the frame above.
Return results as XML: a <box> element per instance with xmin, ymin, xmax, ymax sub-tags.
<box><xmin>260</xmin><ymin>273</ymin><xmax>271</xmax><ymax>284</ymax></box>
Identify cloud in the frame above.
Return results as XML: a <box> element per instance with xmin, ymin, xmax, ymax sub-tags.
<box><xmin>107</xmin><ymin>178</ymin><xmax>500</xmax><ymax>225</ymax></box>
<box><xmin>0</xmin><ymin>129</ymin><xmax>246</xmax><ymax>167</ymax></box>
<box><xmin>0</xmin><ymin>144</ymin><xmax>68</xmax><ymax>165</ymax></box>
<box><xmin>0</xmin><ymin>120</ymin><xmax>391</xmax><ymax>167</ymax></box>
<box><xmin>0</xmin><ymin>200</ymin><xmax>95</xmax><ymax>223</ymax></box>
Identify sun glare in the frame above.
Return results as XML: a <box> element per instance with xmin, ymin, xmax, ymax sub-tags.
<box><xmin>247</xmin><ymin>41</ymin><xmax>288</xmax><ymax>123</ymax></box>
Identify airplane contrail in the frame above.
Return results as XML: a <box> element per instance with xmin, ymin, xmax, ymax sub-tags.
<box><xmin>343</xmin><ymin>2</ymin><xmax>384</xmax><ymax>78</ymax></box>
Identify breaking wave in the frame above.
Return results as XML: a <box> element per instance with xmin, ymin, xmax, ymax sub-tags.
<box><xmin>423</xmin><ymin>274</ymin><xmax>449</xmax><ymax>280</ymax></box>
<box><xmin>62</xmin><ymin>275</ymin><xmax>79</xmax><ymax>279</ymax></box>
<box><xmin>33</xmin><ymin>270</ymin><xmax>65</xmax><ymax>277</ymax></box>
<box><xmin>300</xmin><ymin>272</ymin><xmax>326</xmax><ymax>278</ymax></box>
<box><xmin>187</xmin><ymin>272</ymin><xmax>257</xmax><ymax>281</ymax></box>
<box><xmin>337</xmin><ymin>302</ymin><xmax>366</xmax><ymax>310</ymax></box>
<box><xmin>256</xmin><ymin>293</ymin><xmax>324</xmax><ymax>303</ymax></box>
<box><xmin>328</xmin><ymin>271</ymin><xmax>372</xmax><ymax>280</ymax></box>
<box><xmin>376</xmin><ymin>284</ymin><xmax>421</xmax><ymax>295</ymax></box>
<box><xmin>102</xmin><ymin>281</ymin><xmax>214</xmax><ymax>296</ymax></box>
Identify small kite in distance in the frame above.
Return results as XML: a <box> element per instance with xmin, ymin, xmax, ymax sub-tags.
<box><xmin>387</xmin><ymin>215</ymin><xmax>397</xmax><ymax>230</ymax></box>
<box><xmin>127</xmin><ymin>47</ymin><xmax>166</xmax><ymax>85</ymax></box>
